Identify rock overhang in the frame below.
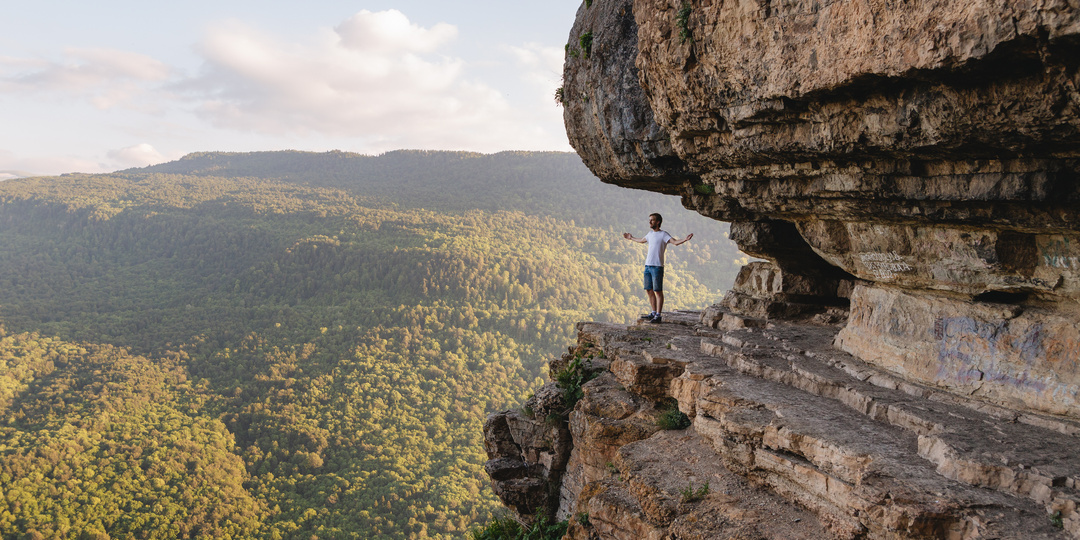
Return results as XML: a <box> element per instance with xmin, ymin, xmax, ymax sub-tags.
<box><xmin>561</xmin><ymin>0</ymin><xmax>1080</xmax><ymax>419</ymax></box>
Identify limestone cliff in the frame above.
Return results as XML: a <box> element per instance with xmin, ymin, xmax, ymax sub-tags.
<box><xmin>483</xmin><ymin>0</ymin><xmax>1080</xmax><ymax>538</ymax></box>
<box><xmin>563</xmin><ymin>0</ymin><xmax>1080</xmax><ymax>422</ymax></box>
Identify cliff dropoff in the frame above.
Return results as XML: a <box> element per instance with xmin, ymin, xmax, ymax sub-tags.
<box><xmin>484</xmin><ymin>0</ymin><xmax>1080</xmax><ymax>538</ymax></box>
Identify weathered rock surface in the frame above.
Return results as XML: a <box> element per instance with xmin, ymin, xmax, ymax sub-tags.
<box><xmin>837</xmin><ymin>284</ymin><xmax>1080</xmax><ymax>417</ymax></box>
<box><xmin>561</xmin><ymin>0</ymin><xmax>1080</xmax><ymax>420</ymax></box>
<box><xmin>566</xmin><ymin>429</ymin><xmax>829</xmax><ymax>540</ymax></box>
<box><xmin>480</xmin><ymin>0</ymin><xmax>1080</xmax><ymax>536</ymax></box>
<box><xmin>565</xmin><ymin>0</ymin><xmax>1080</xmax><ymax>214</ymax></box>
<box><xmin>561</xmin><ymin>0</ymin><xmax>696</xmax><ymax>192</ymax></box>
<box><xmin>484</xmin><ymin>314</ymin><xmax>1078</xmax><ymax>538</ymax></box>
<box><xmin>484</xmin><ymin>380</ymin><xmax>578</xmax><ymax>519</ymax></box>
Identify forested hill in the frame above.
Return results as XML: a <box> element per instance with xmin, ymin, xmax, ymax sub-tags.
<box><xmin>138</xmin><ymin>150</ymin><xmax>694</xmax><ymax>231</ymax></box>
<box><xmin>0</xmin><ymin>150</ymin><xmax>745</xmax><ymax>539</ymax></box>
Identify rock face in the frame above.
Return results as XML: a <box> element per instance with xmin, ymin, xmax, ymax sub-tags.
<box><xmin>561</xmin><ymin>0</ymin><xmax>1080</xmax><ymax>420</ymax></box>
<box><xmin>485</xmin><ymin>315</ymin><xmax>1079</xmax><ymax>538</ymax></box>
<box><xmin>481</xmin><ymin>1</ymin><xmax>1080</xmax><ymax>538</ymax></box>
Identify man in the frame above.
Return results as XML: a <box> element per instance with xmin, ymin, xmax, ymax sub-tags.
<box><xmin>623</xmin><ymin>213</ymin><xmax>693</xmax><ymax>323</ymax></box>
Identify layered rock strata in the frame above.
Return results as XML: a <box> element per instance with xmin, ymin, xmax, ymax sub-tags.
<box><xmin>561</xmin><ymin>0</ymin><xmax>1080</xmax><ymax>420</ymax></box>
<box><xmin>484</xmin><ymin>313</ymin><xmax>1078</xmax><ymax>538</ymax></box>
<box><xmin>482</xmin><ymin>0</ymin><xmax>1080</xmax><ymax>536</ymax></box>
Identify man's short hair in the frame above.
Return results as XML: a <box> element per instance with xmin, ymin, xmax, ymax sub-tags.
<box><xmin>650</xmin><ymin>213</ymin><xmax>663</xmax><ymax>226</ymax></box>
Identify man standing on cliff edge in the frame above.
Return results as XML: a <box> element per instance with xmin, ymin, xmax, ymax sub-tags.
<box><xmin>623</xmin><ymin>213</ymin><xmax>693</xmax><ymax>323</ymax></box>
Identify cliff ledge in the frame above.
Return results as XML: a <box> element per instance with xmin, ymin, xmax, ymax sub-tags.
<box><xmin>484</xmin><ymin>0</ymin><xmax>1080</xmax><ymax>537</ymax></box>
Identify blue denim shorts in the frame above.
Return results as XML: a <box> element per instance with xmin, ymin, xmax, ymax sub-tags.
<box><xmin>643</xmin><ymin>265</ymin><xmax>664</xmax><ymax>291</ymax></box>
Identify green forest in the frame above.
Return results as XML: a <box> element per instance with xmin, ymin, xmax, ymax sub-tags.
<box><xmin>0</xmin><ymin>150</ymin><xmax>746</xmax><ymax>539</ymax></box>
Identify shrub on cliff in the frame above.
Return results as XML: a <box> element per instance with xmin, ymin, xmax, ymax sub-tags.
<box><xmin>657</xmin><ymin>400</ymin><xmax>692</xmax><ymax>430</ymax></box>
<box><xmin>469</xmin><ymin>514</ymin><xmax>568</xmax><ymax>540</ymax></box>
<box><xmin>554</xmin><ymin>355</ymin><xmax>601</xmax><ymax>413</ymax></box>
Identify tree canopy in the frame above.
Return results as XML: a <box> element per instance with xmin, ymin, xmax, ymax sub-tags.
<box><xmin>0</xmin><ymin>150</ymin><xmax>746</xmax><ymax>539</ymax></box>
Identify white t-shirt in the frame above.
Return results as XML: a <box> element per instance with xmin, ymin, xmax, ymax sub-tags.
<box><xmin>644</xmin><ymin>230</ymin><xmax>673</xmax><ymax>266</ymax></box>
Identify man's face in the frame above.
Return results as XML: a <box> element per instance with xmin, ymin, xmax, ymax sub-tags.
<box><xmin>648</xmin><ymin>215</ymin><xmax>659</xmax><ymax>230</ymax></box>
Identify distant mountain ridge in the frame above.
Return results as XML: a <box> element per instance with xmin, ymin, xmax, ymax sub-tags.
<box><xmin>0</xmin><ymin>170</ymin><xmax>35</xmax><ymax>181</ymax></box>
<box><xmin>128</xmin><ymin>149</ymin><xmax>736</xmax><ymax>241</ymax></box>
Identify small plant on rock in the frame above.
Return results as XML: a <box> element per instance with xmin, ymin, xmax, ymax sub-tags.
<box><xmin>676</xmin><ymin>3</ymin><xmax>693</xmax><ymax>43</ymax></box>
<box><xmin>576</xmin><ymin>512</ymin><xmax>590</xmax><ymax>527</ymax></box>
<box><xmin>657</xmin><ymin>402</ymin><xmax>692</xmax><ymax>430</ymax></box>
<box><xmin>555</xmin><ymin>355</ymin><xmax>600</xmax><ymax>412</ymax></box>
<box><xmin>1051</xmin><ymin>510</ymin><xmax>1065</xmax><ymax>529</ymax></box>
<box><xmin>470</xmin><ymin>515</ymin><xmax>521</xmax><ymax>539</ymax></box>
<box><xmin>579</xmin><ymin>31</ymin><xmax>594</xmax><ymax>59</ymax></box>
<box><xmin>680</xmin><ymin>481</ymin><xmax>709</xmax><ymax>503</ymax></box>
<box><xmin>694</xmin><ymin>183</ymin><xmax>715</xmax><ymax>195</ymax></box>
<box><xmin>470</xmin><ymin>514</ymin><xmax>569</xmax><ymax>540</ymax></box>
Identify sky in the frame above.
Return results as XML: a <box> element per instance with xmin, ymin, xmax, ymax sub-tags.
<box><xmin>0</xmin><ymin>1</ymin><xmax>583</xmax><ymax>178</ymax></box>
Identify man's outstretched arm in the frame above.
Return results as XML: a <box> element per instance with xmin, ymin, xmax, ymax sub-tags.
<box><xmin>623</xmin><ymin>232</ymin><xmax>647</xmax><ymax>244</ymax></box>
<box><xmin>671</xmin><ymin>232</ymin><xmax>694</xmax><ymax>246</ymax></box>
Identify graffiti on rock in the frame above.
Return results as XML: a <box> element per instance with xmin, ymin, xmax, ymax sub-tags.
<box><xmin>859</xmin><ymin>251</ymin><xmax>913</xmax><ymax>280</ymax></box>
<box><xmin>1040</xmin><ymin>237</ymin><xmax>1079</xmax><ymax>269</ymax></box>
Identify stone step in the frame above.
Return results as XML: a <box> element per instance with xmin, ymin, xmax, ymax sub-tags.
<box><xmin>697</xmin><ymin>318</ymin><xmax>1080</xmax><ymax>534</ymax></box>
<box><xmin>689</xmin><ymin>360</ymin><xmax>1062</xmax><ymax>538</ymax></box>
<box><xmin>578</xmin><ymin>317</ymin><xmax>1072</xmax><ymax>537</ymax></box>
<box><xmin>566</xmin><ymin>429</ymin><xmax>830</xmax><ymax>540</ymax></box>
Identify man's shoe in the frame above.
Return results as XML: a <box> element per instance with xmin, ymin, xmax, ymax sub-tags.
<box><xmin>640</xmin><ymin>312</ymin><xmax>656</xmax><ymax>320</ymax></box>
<box><xmin>650</xmin><ymin>315</ymin><xmax>662</xmax><ymax>324</ymax></box>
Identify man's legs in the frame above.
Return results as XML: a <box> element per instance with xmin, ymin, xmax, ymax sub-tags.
<box><xmin>643</xmin><ymin>266</ymin><xmax>665</xmax><ymax>321</ymax></box>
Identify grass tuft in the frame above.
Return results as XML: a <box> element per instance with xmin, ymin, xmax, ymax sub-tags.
<box><xmin>657</xmin><ymin>402</ymin><xmax>692</xmax><ymax>430</ymax></box>
<box><xmin>680</xmin><ymin>481</ymin><xmax>709</xmax><ymax>503</ymax></box>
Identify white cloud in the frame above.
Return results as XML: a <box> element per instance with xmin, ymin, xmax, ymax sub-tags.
<box><xmin>107</xmin><ymin>143</ymin><xmax>168</xmax><ymax>168</ymax></box>
<box><xmin>509</xmin><ymin>43</ymin><xmax>564</xmax><ymax>83</ymax></box>
<box><xmin>508</xmin><ymin>42</ymin><xmax>566</xmax><ymax>106</ymax></box>
<box><xmin>0</xmin><ymin>8</ymin><xmax>573</xmax><ymax>168</ymax></box>
<box><xmin>177</xmin><ymin>11</ymin><xmax>567</xmax><ymax>151</ymax></box>
<box><xmin>335</xmin><ymin>10</ymin><xmax>457</xmax><ymax>54</ymax></box>
<box><xmin>0</xmin><ymin>148</ymin><xmax>106</xmax><ymax>176</ymax></box>
<box><xmin>0</xmin><ymin>48</ymin><xmax>170</xmax><ymax>109</ymax></box>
